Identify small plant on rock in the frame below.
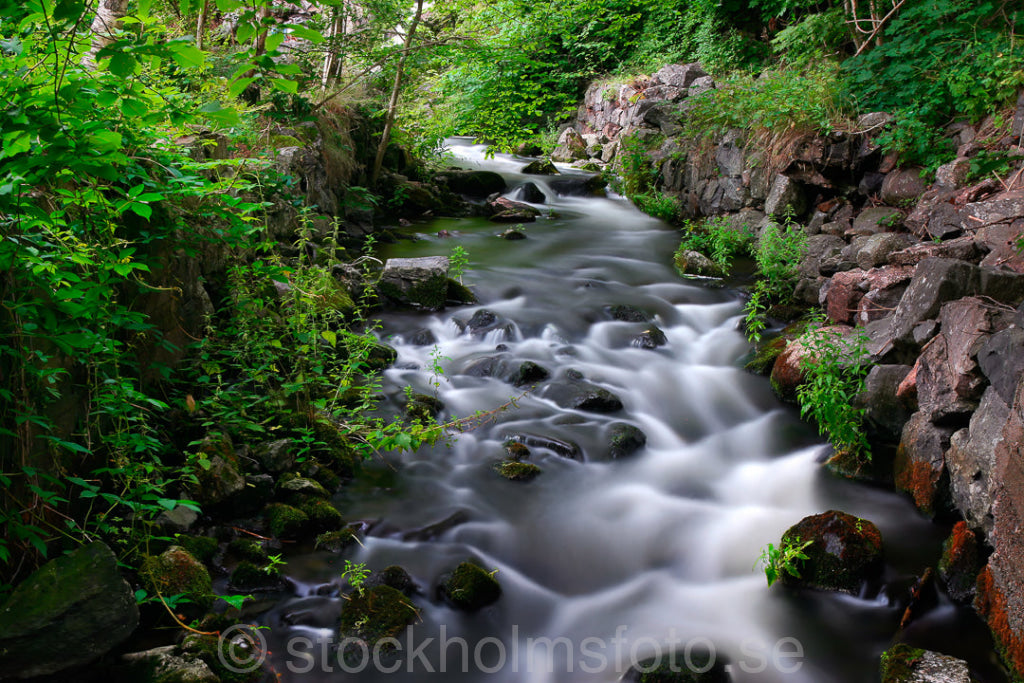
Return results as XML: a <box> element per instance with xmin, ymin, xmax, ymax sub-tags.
<box><xmin>757</xmin><ymin>538</ymin><xmax>813</xmax><ymax>587</ymax></box>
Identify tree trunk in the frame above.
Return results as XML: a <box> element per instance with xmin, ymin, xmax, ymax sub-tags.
<box><xmin>81</xmin><ymin>0</ymin><xmax>129</xmax><ymax>68</ymax></box>
<box><xmin>196</xmin><ymin>0</ymin><xmax>210</xmax><ymax>51</ymax></box>
<box><xmin>370</xmin><ymin>0</ymin><xmax>424</xmax><ymax>187</ymax></box>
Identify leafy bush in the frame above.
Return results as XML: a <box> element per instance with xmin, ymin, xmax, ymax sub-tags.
<box><xmin>844</xmin><ymin>0</ymin><xmax>1024</xmax><ymax>167</ymax></box>
<box><xmin>686</xmin><ymin>62</ymin><xmax>854</xmax><ymax>140</ymax></box>
<box><xmin>795</xmin><ymin>323</ymin><xmax>871</xmax><ymax>460</ymax></box>
<box><xmin>743</xmin><ymin>221</ymin><xmax>807</xmax><ymax>341</ymax></box>
<box><xmin>676</xmin><ymin>217</ymin><xmax>752</xmax><ymax>271</ymax></box>
<box><xmin>758</xmin><ymin>537</ymin><xmax>813</xmax><ymax>587</ymax></box>
<box><xmin>634</xmin><ymin>192</ymin><xmax>680</xmax><ymax>222</ymax></box>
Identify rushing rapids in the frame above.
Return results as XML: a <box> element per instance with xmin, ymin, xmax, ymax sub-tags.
<box><xmin>252</xmin><ymin>140</ymin><xmax>1000</xmax><ymax>683</ymax></box>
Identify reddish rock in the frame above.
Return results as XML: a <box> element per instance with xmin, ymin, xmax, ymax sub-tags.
<box><xmin>881</xmin><ymin>167</ymin><xmax>929</xmax><ymax>205</ymax></box>
<box><xmin>888</xmin><ymin>236</ymin><xmax>982</xmax><ymax>266</ymax></box>
<box><xmin>962</xmin><ymin>188</ymin><xmax>1024</xmax><ymax>228</ymax></box>
<box><xmin>978</xmin><ymin>219</ymin><xmax>1024</xmax><ymax>273</ymax></box>
<box><xmin>976</xmin><ymin>565</ymin><xmax>1024</xmax><ymax>678</ymax></box>
<box><xmin>824</xmin><ymin>269</ymin><xmax>867</xmax><ymax>324</ymax></box>
<box><xmin>939</xmin><ymin>521</ymin><xmax>980</xmax><ymax>603</ymax></box>
<box><xmin>780</xmin><ymin>510</ymin><xmax>884</xmax><ymax>594</ymax></box>
<box><xmin>916</xmin><ymin>297</ymin><xmax>1013</xmax><ymax>422</ymax></box>
<box><xmin>894</xmin><ymin>412</ymin><xmax>955</xmax><ymax>517</ymax></box>
<box><xmin>855</xmin><ymin>266</ymin><xmax>916</xmax><ymax>325</ymax></box>
<box><xmin>769</xmin><ymin>337</ymin><xmax>810</xmax><ymax>402</ymax></box>
<box><xmin>896</xmin><ymin>363</ymin><xmax>918</xmax><ymax>401</ymax></box>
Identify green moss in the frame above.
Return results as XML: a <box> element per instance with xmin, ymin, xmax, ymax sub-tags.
<box><xmin>175</xmin><ymin>535</ymin><xmax>219</xmax><ymax>565</ymax></box>
<box><xmin>181</xmin><ymin>633</ymin><xmax>263</xmax><ymax>683</ymax></box>
<box><xmin>300</xmin><ymin>499</ymin><xmax>345</xmax><ymax>532</ymax></box>
<box><xmin>495</xmin><ymin>461</ymin><xmax>542</xmax><ymax>482</ymax></box>
<box><xmin>441</xmin><ymin>562</ymin><xmax>502</xmax><ymax>610</ymax></box>
<box><xmin>744</xmin><ymin>335</ymin><xmax>789</xmax><ymax>376</ymax></box>
<box><xmin>405</xmin><ymin>393</ymin><xmax>444</xmax><ymax>422</ymax></box>
<box><xmin>141</xmin><ymin>546</ymin><xmax>214</xmax><ymax>610</ymax></box>
<box><xmin>880</xmin><ymin>643</ymin><xmax>927</xmax><ymax>683</ymax></box>
<box><xmin>379</xmin><ymin>276</ymin><xmax>448</xmax><ymax>311</ymax></box>
<box><xmin>264</xmin><ymin>503</ymin><xmax>309</xmax><ymax>539</ymax></box>
<box><xmin>311</xmin><ymin>464</ymin><xmax>341</xmax><ymax>491</ymax></box>
<box><xmin>315</xmin><ymin>527</ymin><xmax>360</xmax><ymax>552</ymax></box>
<box><xmin>339</xmin><ymin>585</ymin><xmax>418</xmax><ymax>644</ymax></box>
<box><xmin>269</xmin><ymin>134</ymin><xmax>302</xmax><ymax>149</ymax></box>
<box><xmin>446</xmin><ymin>278</ymin><xmax>478</xmax><ymax>305</ymax></box>
<box><xmin>504</xmin><ymin>441</ymin><xmax>531</xmax><ymax>460</ymax></box>
<box><xmin>228</xmin><ymin>560</ymin><xmax>285</xmax><ymax>592</ymax></box>
<box><xmin>227</xmin><ymin>538</ymin><xmax>268</xmax><ymax>563</ymax></box>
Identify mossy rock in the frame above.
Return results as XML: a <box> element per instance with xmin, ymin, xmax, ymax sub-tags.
<box><xmin>364</xmin><ymin>341</ymin><xmax>398</xmax><ymax>371</ymax></box>
<box><xmin>339</xmin><ymin>585</ymin><xmax>418</xmax><ymax>644</ymax></box>
<box><xmin>269</xmin><ymin>134</ymin><xmax>302</xmax><ymax>149</ymax></box>
<box><xmin>446</xmin><ymin>278</ymin><xmax>477</xmax><ymax>305</ymax></box>
<box><xmin>743</xmin><ymin>336</ymin><xmax>789</xmax><ymax>376</ymax></box>
<box><xmin>495</xmin><ymin>461</ymin><xmax>542</xmax><ymax>482</ymax></box>
<box><xmin>264</xmin><ymin>503</ymin><xmax>309</xmax><ymax>539</ymax></box>
<box><xmin>879</xmin><ymin>643</ymin><xmax>929</xmax><ymax>683</ymax></box>
<box><xmin>405</xmin><ymin>393</ymin><xmax>445</xmax><ymax>422</ymax></box>
<box><xmin>780</xmin><ymin>510</ymin><xmax>883</xmax><ymax>593</ymax></box>
<box><xmin>440</xmin><ymin>562</ymin><xmax>502</xmax><ymax>611</ymax></box>
<box><xmin>300</xmin><ymin>499</ymin><xmax>345</xmax><ymax>533</ymax></box>
<box><xmin>227</xmin><ymin>538</ymin><xmax>268</xmax><ymax>564</ymax></box>
<box><xmin>174</xmin><ymin>535</ymin><xmax>219</xmax><ymax>565</ymax></box>
<box><xmin>141</xmin><ymin>546</ymin><xmax>214</xmax><ymax>610</ymax></box>
<box><xmin>674</xmin><ymin>249</ymin><xmax>725</xmax><ymax>278</ymax></box>
<box><xmin>315</xmin><ymin>527</ymin><xmax>361</xmax><ymax>552</ymax></box>
<box><xmin>365</xmin><ymin>565</ymin><xmax>417</xmax><ymax>596</ymax></box>
<box><xmin>504</xmin><ymin>441</ymin><xmax>531</xmax><ymax>460</ymax></box>
<box><xmin>228</xmin><ymin>560</ymin><xmax>287</xmax><ymax>593</ymax></box>
<box><xmin>181</xmin><ymin>633</ymin><xmax>263</xmax><ymax>683</ymax></box>
<box><xmin>521</xmin><ymin>159</ymin><xmax>559</xmax><ymax>175</ymax></box>
<box><xmin>608</xmin><ymin>422</ymin><xmax>647</xmax><ymax>459</ymax></box>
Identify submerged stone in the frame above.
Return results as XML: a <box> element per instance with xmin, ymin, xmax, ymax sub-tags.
<box><xmin>608</xmin><ymin>423</ymin><xmax>648</xmax><ymax>459</ymax></box>
<box><xmin>339</xmin><ymin>584</ymin><xmax>418</xmax><ymax>643</ymax></box>
<box><xmin>495</xmin><ymin>461</ymin><xmax>542</xmax><ymax>482</ymax></box>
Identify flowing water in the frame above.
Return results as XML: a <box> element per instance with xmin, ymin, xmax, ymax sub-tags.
<box><xmin>254</xmin><ymin>140</ymin><xmax>1001</xmax><ymax>682</ymax></box>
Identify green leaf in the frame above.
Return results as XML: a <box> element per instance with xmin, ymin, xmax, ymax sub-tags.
<box><xmin>320</xmin><ymin>330</ymin><xmax>337</xmax><ymax>346</ymax></box>
<box><xmin>268</xmin><ymin>77</ymin><xmax>298</xmax><ymax>94</ymax></box>
<box><xmin>287</xmin><ymin>25</ymin><xmax>325</xmax><ymax>44</ymax></box>
<box><xmin>135</xmin><ymin>589</ymin><xmax>149</xmax><ymax>603</ymax></box>
<box><xmin>170</xmin><ymin>43</ymin><xmax>205</xmax><ymax>69</ymax></box>
<box><xmin>108</xmin><ymin>52</ymin><xmax>137</xmax><ymax>77</ymax></box>
<box><xmin>265</xmin><ymin>32</ymin><xmax>284</xmax><ymax>52</ymax></box>
<box><xmin>1</xmin><ymin>131</ymin><xmax>31</xmax><ymax>159</ymax></box>
<box><xmin>87</xmin><ymin>130</ymin><xmax>122</xmax><ymax>154</ymax></box>
<box><xmin>215</xmin><ymin>0</ymin><xmax>243</xmax><ymax>10</ymax></box>
<box><xmin>227</xmin><ymin>76</ymin><xmax>259</xmax><ymax>99</ymax></box>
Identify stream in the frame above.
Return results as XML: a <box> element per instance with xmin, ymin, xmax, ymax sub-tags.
<box><xmin>254</xmin><ymin>139</ymin><xmax>1001</xmax><ymax>682</ymax></box>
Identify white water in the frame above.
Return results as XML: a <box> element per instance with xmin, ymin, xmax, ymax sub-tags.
<box><xmin>259</xmin><ymin>140</ymin><xmax>957</xmax><ymax>682</ymax></box>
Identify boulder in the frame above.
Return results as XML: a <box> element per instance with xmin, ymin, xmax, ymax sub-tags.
<box><xmin>495</xmin><ymin>461</ymin><xmax>542</xmax><ymax>481</ymax></box>
<box><xmin>607</xmin><ymin>423</ymin><xmax>648</xmax><ymax>459</ymax></box>
<box><xmin>916</xmin><ymin>297</ymin><xmax>1013</xmax><ymax>422</ymax></box>
<box><xmin>502</xmin><ymin>432</ymin><xmax>581</xmax><ymax>460</ymax></box>
<box><xmin>379</xmin><ymin>256</ymin><xmax>450</xmax><ymax>310</ymax></box>
<box><xmin>855</xmin><ymin>266</ymin><xmax>916</xmax><ymax>326</ymax></box>
<box><xmin>763</xmin><ymin>174</ymin><xmax>806</xmax><ymax>218</ymax></box>
<box><xmin>551</xmin><ymin>128</ymin><xmax>587</xmax><ymax>162</ymax></box>
<box><xmin>674</xmin><ymin>249</ymin><xmax>725</xmax><ymax>277</ymax></box>
<box><xmin>117</xmin><ymin>645</ymin><xmax>218</xmax><ymax>683</ymax></box>
<box><xmin>880</xmin><ymin>644</ymin><xmax>972</xmax><ymax>683</ymax></box>
<box><xmin>439</xmin><ymin>562</ymin><xmax>501</xmax><ymax>611</ymax></box>
<box><xmin>548</xmin><ymin>174</ymin><xmax>607</xmax><ymax>197</ymax></box>
<box><xmin>978</xmin><ymin>325</ymin><xmax>1024</xmax><ymax>404</ymax></box>
<box><xmin>653</xmin><ymin>62</ymin><xmax>708</xmax><ymax>88</ymax></box>
<box><xmin>517</xmin><ymin>181</ymin><xmax>547</xmax><ymax>203</ymax></box>
<box><xmin>855</xmin><ymin>232</ymin><xmax>916</xmax><ymax>270</ymax></box>
<box><xmin>977</xmin><ymin>220</ymin><xmax>1024</xmax><ymax>273</ymax></box>
<box><xmin>850</xmin><ymin>207</ymin><xmax>902</xmax><ymax>236</ymax></box>
<box><xmin>880</xmin><ymin>168</ymin><xmax>929</xmax><ymax>205</ymax></box>
<box><xmin>946</xmin><ymin>387</ymin><xmax>1011</xmax><ymax>533</ymax></box>
<box><xmin>632</xmin><ymin>325</ymin><xmax>668</xmax><ymax>349</ymax></box>
<box><xmin>935</xmin><ymin>158</ymin><xmax>971</xmax><ymax>189</ymax></box>
<box><xmin>191</xmin><ymin>453</ymin><xmax>245</xmax><ymax>507</ymax></box>
<box><xmin>938</xmin><ymin>521</ymin><xmax>981</xmax><ymax>603</ymax></box>
<box><xmin>365</xmin><ymin>565</ymin><xmax>418</xmax><ymax>596</ymax></box>
<box><xmin>141</xmin><ymin>546</ymin><xmax>214</xmax><ymax>610</ymax></box>
<box><xmin>0</xmin><ymin>542</ymin><xmax>139</xmax><ymax>678</ymax></box>
<box><xmin>889</xmin><ymin>236</ymin><xmax>981</xmax><ymax>266</ymax></box>
<box><xmin>434</xmin><ymin>169</ymin><xmax>506</xmax><ymax>197</ymax></box>
<box><xmin>823</xmin><ymin>269</ymin><xmax>867</xmax><ymax>325</ymax></box>
<box><xmin>254</xmin><ymin>438</ymin><xmax>295</xmax><ymax>474</ymax></box>
<box><xmin>780</xmin><ymin>510</ymin><xmax>884</xmax><ymax>593</ymax></box>
<box><xmin>339</xmin><ymin>584</ymin><xmax>417</xmax><ymax>644</ymax></box>
<box><xmin>488</xmin><ymin>196</ymin><xmax>541</xmax><ymax>222</ymax></box>
<box><xmin>508</xmin><ymin>360</ymin><xmax>550</xmax><ymax>387</ymax></box>
<box><xmin>456</xmin><ymin>308</ymin><xmax>515</xmax><ymax>340</ymax></box>
<box><xmin>860</xmin><ymin>364</ymin><xmax>914</xmax><ymax>441</ymax></box>
<box><xmin>799</xmin><ymin>234</ymin><xmax>846</xmax><ymax>278</ymax></box>
<box><xmin>894</xmin><ymin>412</ymin><xmax>955</xmax><ymax>517</ymax></box>
<box><xmin>962</xmin><ymin>188</ymin><xmax>1024</xmax><ymax>226</ymax></box>
<box><xmin>521</xmin><ymin>159</ymin><xmax>559</xmax><ymax>175</ymax></box>
<box><xmin>541</xmin><ymin>377</ymin><xmax>624</xmax><ymax>413</ymax></box>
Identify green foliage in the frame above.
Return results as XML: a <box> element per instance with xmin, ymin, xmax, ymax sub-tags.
<box><xmin>743</xmin><ymin>221</ymin><xmax>807</xmax><ymax>341</ymax></box>
<box><xmin>342</xmin><ymin>560</ymin><xmax>371</xmax><ymax>596</ymax></box>
<box><xmin>686</xmin><ymin>62</ymin><xmax>853</xmax><ymax>140</ymax></box>
<box><xmin>757</xmin><ymin>538</ymin><xmax>812</xmax><ymax>587</ymax></box>
<box><xmin>795</xmin><ymin>321</ymin><xmax>871</xmax><ymax>459</ymax></box>
<box><xmin>676</xmin><ymin>217</ymin><xmax>752</xmax><ymax>272</ymax></box>
<box><xmin>634</xmin><ymin>192</ymin><xmax>680</xmax><ymax>222</ymax></box>
<box><xmin>449</xmin><ymin>245</ymin><xmax>470</xmax><ymax>284</ymax></box>
<box><xmin>844</xmin><ymin>0</ymin><xmax>1024</xmax><ymax>167</ymax></box>
<box><xmin>616</xmin><ymin>133</ymin><xmax>659</xmax><ymax>198</ymax></box>
<box><xmin>771</xmin><ymin>7</ymin><xmax>848</xmax><ymax>65</ymax></box>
